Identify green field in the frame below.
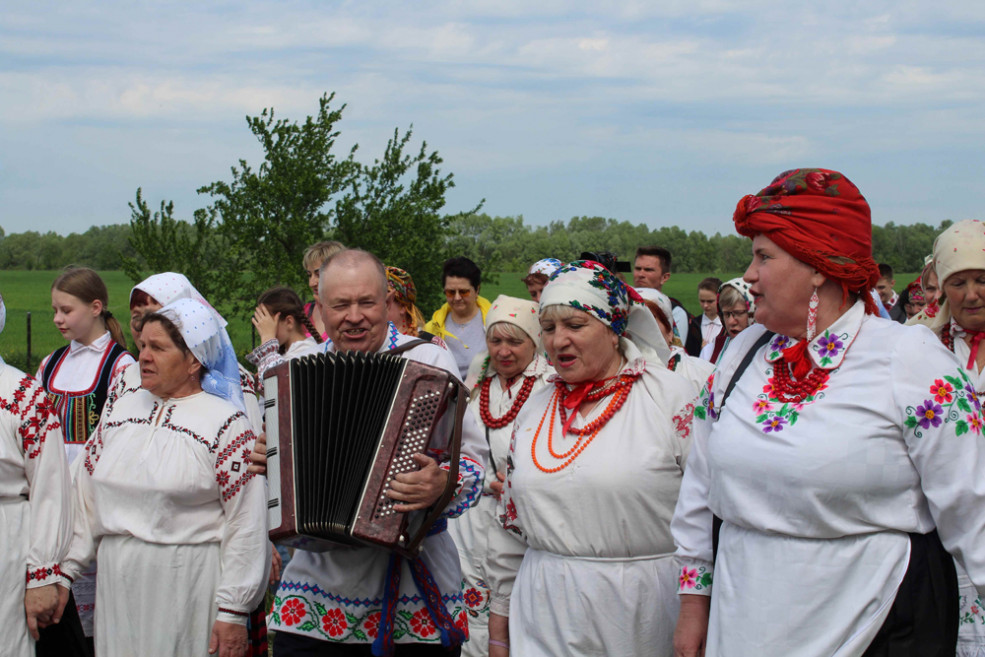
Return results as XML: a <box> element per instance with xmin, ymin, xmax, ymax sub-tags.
<box><xmin>1</xmin><ymin>269</ymin><xmax>917</xmax><ymax>372</ymax></box>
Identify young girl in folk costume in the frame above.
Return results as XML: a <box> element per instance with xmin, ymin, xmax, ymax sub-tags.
<box><xmin>35</xmin><ymin>267</ymin><xmax>135</xmax><ymax>657</ymax></box>
<box><xmin>246</xmin><ymin>286</ymin><xmax>322</xmax><ymax>381</ymax></box>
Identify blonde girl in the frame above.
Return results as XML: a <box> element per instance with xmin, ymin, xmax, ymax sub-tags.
<box><xmin>35</xmin><ymin>267</ymin><xmax>134</xmax><ymax>657</ymax></box>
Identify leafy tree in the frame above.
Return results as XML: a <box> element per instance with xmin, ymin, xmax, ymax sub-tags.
<box><xmin>121</xmin><ymin>188</ymin><xmax>224</xmax><ymax>299</ymax></box>
<box><xmin>197</xmin><ymin>93</ymin><xmax>358</xmax><ymax>313</ymax></box>
<box><xmin>335</xmin><ymin>126</ymin><xmax>481</xmax><ymax>312</ymax></box>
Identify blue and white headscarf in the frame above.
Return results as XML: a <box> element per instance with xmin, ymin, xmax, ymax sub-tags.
<box><xmin>158</xmin><ymin>298</ymin><xmax>245</xmax><ymax>413</ymax></box>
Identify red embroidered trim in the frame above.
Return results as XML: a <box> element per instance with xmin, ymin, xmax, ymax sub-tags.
<box><xmin>218</xmin><ymin>606</ymin><xmax>249</xmax><ymax>617</ymax></box>
<box><xmin>26</xmin><ymin>564</ymin><xmax>63</xmax><ymax>583</ymax></box>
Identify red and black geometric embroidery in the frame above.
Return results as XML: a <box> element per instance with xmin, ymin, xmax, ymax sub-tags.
<box><xmin>26</xmin><ymin>563</ymin><xmax>63</xmax><ymax>583</ymax></box>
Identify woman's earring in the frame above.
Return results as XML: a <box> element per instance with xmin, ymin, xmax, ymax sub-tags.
<box><xmin>806</xmin><ymin>288</ymin><xmax>820</xmax><ymax>341</ymax></box>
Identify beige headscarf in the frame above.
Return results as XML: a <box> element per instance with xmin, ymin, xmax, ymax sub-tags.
<box><xmin>911</xmin><ymin>219</ymin><xmax>985</xmax><ymax>333</ymax></box>
<box><xmin>485</xmin><ymin>295</ymin><xmax>541</xmax><ymax>350</ymax></box>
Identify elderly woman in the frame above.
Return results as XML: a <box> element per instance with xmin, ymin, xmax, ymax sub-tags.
<box><xmin>910</xmin><ymin>219</ymin><xmax>985</xmax><ymax>655</ymax></box>
<box><xmin>0</xmin><ymin>292</ymin><xmax>75</xmax><ymax>656</ymax></box>
<box><xmin>672</xmin><ymin>169</ymin><xmax>985</xmax><ymax>657</ymax></box>
<box><xmin>123</xmin><ymin>272</ymin><xmax>263</xmax><ymax>433</ymax></box>
<box><xmin>486</xmin><ymin>262</ymin><xmax>699</xmax><ymax>656</ymax></box>
<box><xmin>385</xmin><ymin>265</ymin><xmax>427</xmax><ymax>337</ymax></box>
<box><xmin>698</xmin><ymin>278</ymin><xmax>756</xmax><ymax>364</ymax></box>
<box><xmin>60</xmin><ymin>298</ymin><xmax>269</xmax><ymax>657</ymax></box>
<box><xmin>451</xmin><ymin>295</ymin><xmax>554</xmax><ymax>656</ymax></box>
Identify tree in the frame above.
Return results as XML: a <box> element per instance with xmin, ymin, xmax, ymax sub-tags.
<box><xmin>197</xmin><ymin>93</ymin><xmax>358</xmax><ymax>313</ymax></box>
<box><xmin>122</xmin><ymin>188</ymin><xmax>225</xmax><ymax>299</ymax></box>
<box><xmin>335</xmin><ymin>126</ymin><xmax>481</xmax><ymax>312</ymax></box>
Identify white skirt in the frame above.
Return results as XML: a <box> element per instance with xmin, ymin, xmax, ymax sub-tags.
<box><xmin>0</xmin><ymin>499</ymin><xmax>33</xmax><ymax>657</ymax></box>
<box><xmin>509</xmin><ymin>547</ymin><xmax>679</xmax><ymax>657</ymax></box>
<box><xmin>94</xmin><ymin>535</ymin><xmax>220</xmax><ymax>657</ymax></box>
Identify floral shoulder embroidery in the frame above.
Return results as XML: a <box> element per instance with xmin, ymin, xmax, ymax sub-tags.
<box><xmin>766</xmin><ymin>334</ymin><xmax>792</xmax><ymax>361</ymax></box>
<box><xmin>673</xmin><ymin>400</ymin><xmax>696</xmax><ymax>441</ymax></box>
<box><xmin>693</xmin><ymin>373</ymin><xmax>716</xmax><ymax>421</ymax></box>
<box><xmin>905</xmin><ymin>370</ymin><xmax>982</xmax><ymax>439</ymax></box>
<box><xmin>812</xmin><ymin>329</ymin><xmax>848</xmax><ymax>367</ymax></box>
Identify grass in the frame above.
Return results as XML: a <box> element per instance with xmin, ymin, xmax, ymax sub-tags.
<box><xmin>1</xmin><ymin>269</ymin><xmax>920</xmax><ymax>372</ymax></box>
<box><xmin>0</xmin><ymin>270</ymin><xmax>256</xmax><ymax>372</ymax></box>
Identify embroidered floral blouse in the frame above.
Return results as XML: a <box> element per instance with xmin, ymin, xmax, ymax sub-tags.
<box><xmin>487</xmin><ymin>341</ymin><xmax>699</xmax><ymax>616</ymax></box>
<box><xmin>672</xmin><ymin>300</ymin><xmax>985</xmax><ymax>656</ymax></box>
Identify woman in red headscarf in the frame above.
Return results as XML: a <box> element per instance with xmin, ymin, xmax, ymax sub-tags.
<box><xmin>672</xmin><ymin>169</ymin><xmax>985</xmax><ymax>657</ymax></box>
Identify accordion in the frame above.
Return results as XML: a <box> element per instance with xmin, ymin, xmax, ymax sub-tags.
<box><xmin>263</xmin><ymin>350</ymin><xmax>467</xmax><ymax>557</ymax></box>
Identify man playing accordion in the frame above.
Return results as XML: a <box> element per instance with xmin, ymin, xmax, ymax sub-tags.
<box><xmin>251</xmin><ymin>249</ymin><xmax>487</xmax><ymax>657</ymax></box>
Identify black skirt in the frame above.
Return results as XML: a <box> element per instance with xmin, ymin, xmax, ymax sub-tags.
<box><xmin>34</xmin><ymin>590</ymin><xmax>93</xmax><ymax>657</ymax></box>
<box><xmin>862</xmin><ymin>530</ymin><xmax>958</xmax><ymax>657</ymax></box>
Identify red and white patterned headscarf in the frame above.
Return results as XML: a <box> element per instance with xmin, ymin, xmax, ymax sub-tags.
<box><xmin>733</xmin><ymin>168</ymin><xmax>880</xmax><ymax>314</ymax></box>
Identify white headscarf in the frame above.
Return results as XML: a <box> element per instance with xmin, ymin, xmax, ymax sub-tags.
<box><xmin>540</xmin><ymin>260</ymin><xmax>670</xmax><ymax>365</ymax></box>
<box><xmin>0</xmin><ymin>292</ymin><xmax>6</xmax><ymax>335</ymax></box>
<box><xmin>132</xmin><ymin>273</ymin><xmax>227</xmax><ymax>328</ymax></box>
<box><xmin>158</xmin><ymin>298</ymin><xmax>244</xmax><ymax>413</ymax></box>
<box><xmin>486</xmin><ymin>295</ymin><xmax>542</xmax><ymax>350</ymax></box>
<box><xmin>914</xmin><ymin>219</ymin><xmax>985</xmax><ymax>333</ymax></box>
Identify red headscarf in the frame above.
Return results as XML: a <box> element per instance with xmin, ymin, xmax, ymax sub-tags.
<box><xmin>733</xmin><ymin>168</ymin><xmax>880</xmax><ymax>315</ymax></box>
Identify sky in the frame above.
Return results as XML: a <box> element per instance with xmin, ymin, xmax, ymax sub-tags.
<box><xmin>2</xmin><ymin>1</ymin><xmax>984</xmax><ymax>237</ymax></box>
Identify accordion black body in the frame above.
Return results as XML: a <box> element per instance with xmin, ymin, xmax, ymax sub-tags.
<box><xmin>264</xmin><ymin>350</ymin><xmax>466</xmax><ymax>557</ymax></box>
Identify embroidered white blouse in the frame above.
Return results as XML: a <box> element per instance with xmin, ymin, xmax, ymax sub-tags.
<box><xmin>0</xmin><ymin>360</ymin><xmax>74</xmax><ymax>657</ymax></box>
<box><xmin>61</xmin><ymin>387</ymin><xmax>269</xmax><ymax>625</ymax></box>
<box><xmin>269</xmin><ymin>324</ymin><xmax>489</xmax><ymax>646</ymax></box>
<box><xmin>107</xmin><ymin>360</ymin><xmax>264</xmax><ymax>434</ymax></box>
<box><xmin>486</xmin><ymin>341</ymin><xmax>699</xmax><ymax>656</ymax></box>
<box><xmin>448</xmin><ymin>352</ymin><xmax>554</xmax><ymax>655</ymax></box>
<box><xmin>35</xmin><ymin>332</ymin><xmax>134</xmax><ymax>393</ymax></box>
<box><xmin>672</xmin><ymin>301</ymin><xmax>985</xmax><ymax>656</ymax></box>
<box><xmin>0</xmin><ymin>360</ymin><xmax>74</xmax><ymax>584</ymax></box>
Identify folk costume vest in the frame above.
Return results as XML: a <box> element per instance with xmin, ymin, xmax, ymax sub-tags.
<box><xmin>41</xmin><ymin>342</ymin><xmax>130</xmax><ymax>443</ymax></box>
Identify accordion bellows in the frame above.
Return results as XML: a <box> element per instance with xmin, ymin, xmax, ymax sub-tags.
<box><xmin>264</xmin><ymin>350</ymin><xmax>466</xmax><ymax>557</ymax></box>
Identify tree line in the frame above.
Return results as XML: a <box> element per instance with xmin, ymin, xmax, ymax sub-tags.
<box><xmin>0</xmin><ymin>91</ymin><xmax>959</xmax><ymax>314</ymax></box>
<box><xmin>1</xmin><ymin>213</ymin><xmax>953</xmax><ymax>289</ymax></box>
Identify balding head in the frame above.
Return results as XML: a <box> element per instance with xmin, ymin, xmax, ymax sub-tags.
<box><xmin>318</xmin><ymin>249</ymin><xmax>394</xmax><ymax>352</ymax></box>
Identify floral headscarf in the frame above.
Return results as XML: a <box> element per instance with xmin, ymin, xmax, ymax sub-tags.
<box><xmin>906</xmin><ymin>280</ymin><xmax>926</xmax><ymax>305</ymax></box>
<box><xmin>385</xmin><ymin>266</ymin><xmax>425</xmax><ymax>335</ymax></box>
<box><xmin>158</xmin><ymin>298</ymin><xmax>245</xmax><ymax>413</ymax></box>
<box><xmin>541</xmin><ymin>260</ymin><xmax>670</xmax><ymax>364</ymax></box>
<box><xmin>131</xmin><ymin>272</ymin><xmax>227</xmax><ymax>329</ymax></box>
<box><xmin>528</xmin><ymin>258</ymin><xmax>563</xmax><ymax>278</ymax></box>
<box><xmin>733</xmin><ymin>168</ymin><xmax>880</xmax><ymax>314</ymax></box>
<box><xmin>719</xmin><ymin>277</ymin><xmax>756</xmax><ymax>315</ymax></box>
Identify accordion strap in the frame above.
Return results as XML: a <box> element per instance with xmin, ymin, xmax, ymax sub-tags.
<box><xmin>386</xmin><ymin>338</ymin><xmax>429</xmax><ymax>356</ymax></box>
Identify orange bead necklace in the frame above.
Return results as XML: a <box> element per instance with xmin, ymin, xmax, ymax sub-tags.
<box><xmin>531</xmin><ymin>375</ymin><xmax>638</xmax><ymax>473</ymax></box>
